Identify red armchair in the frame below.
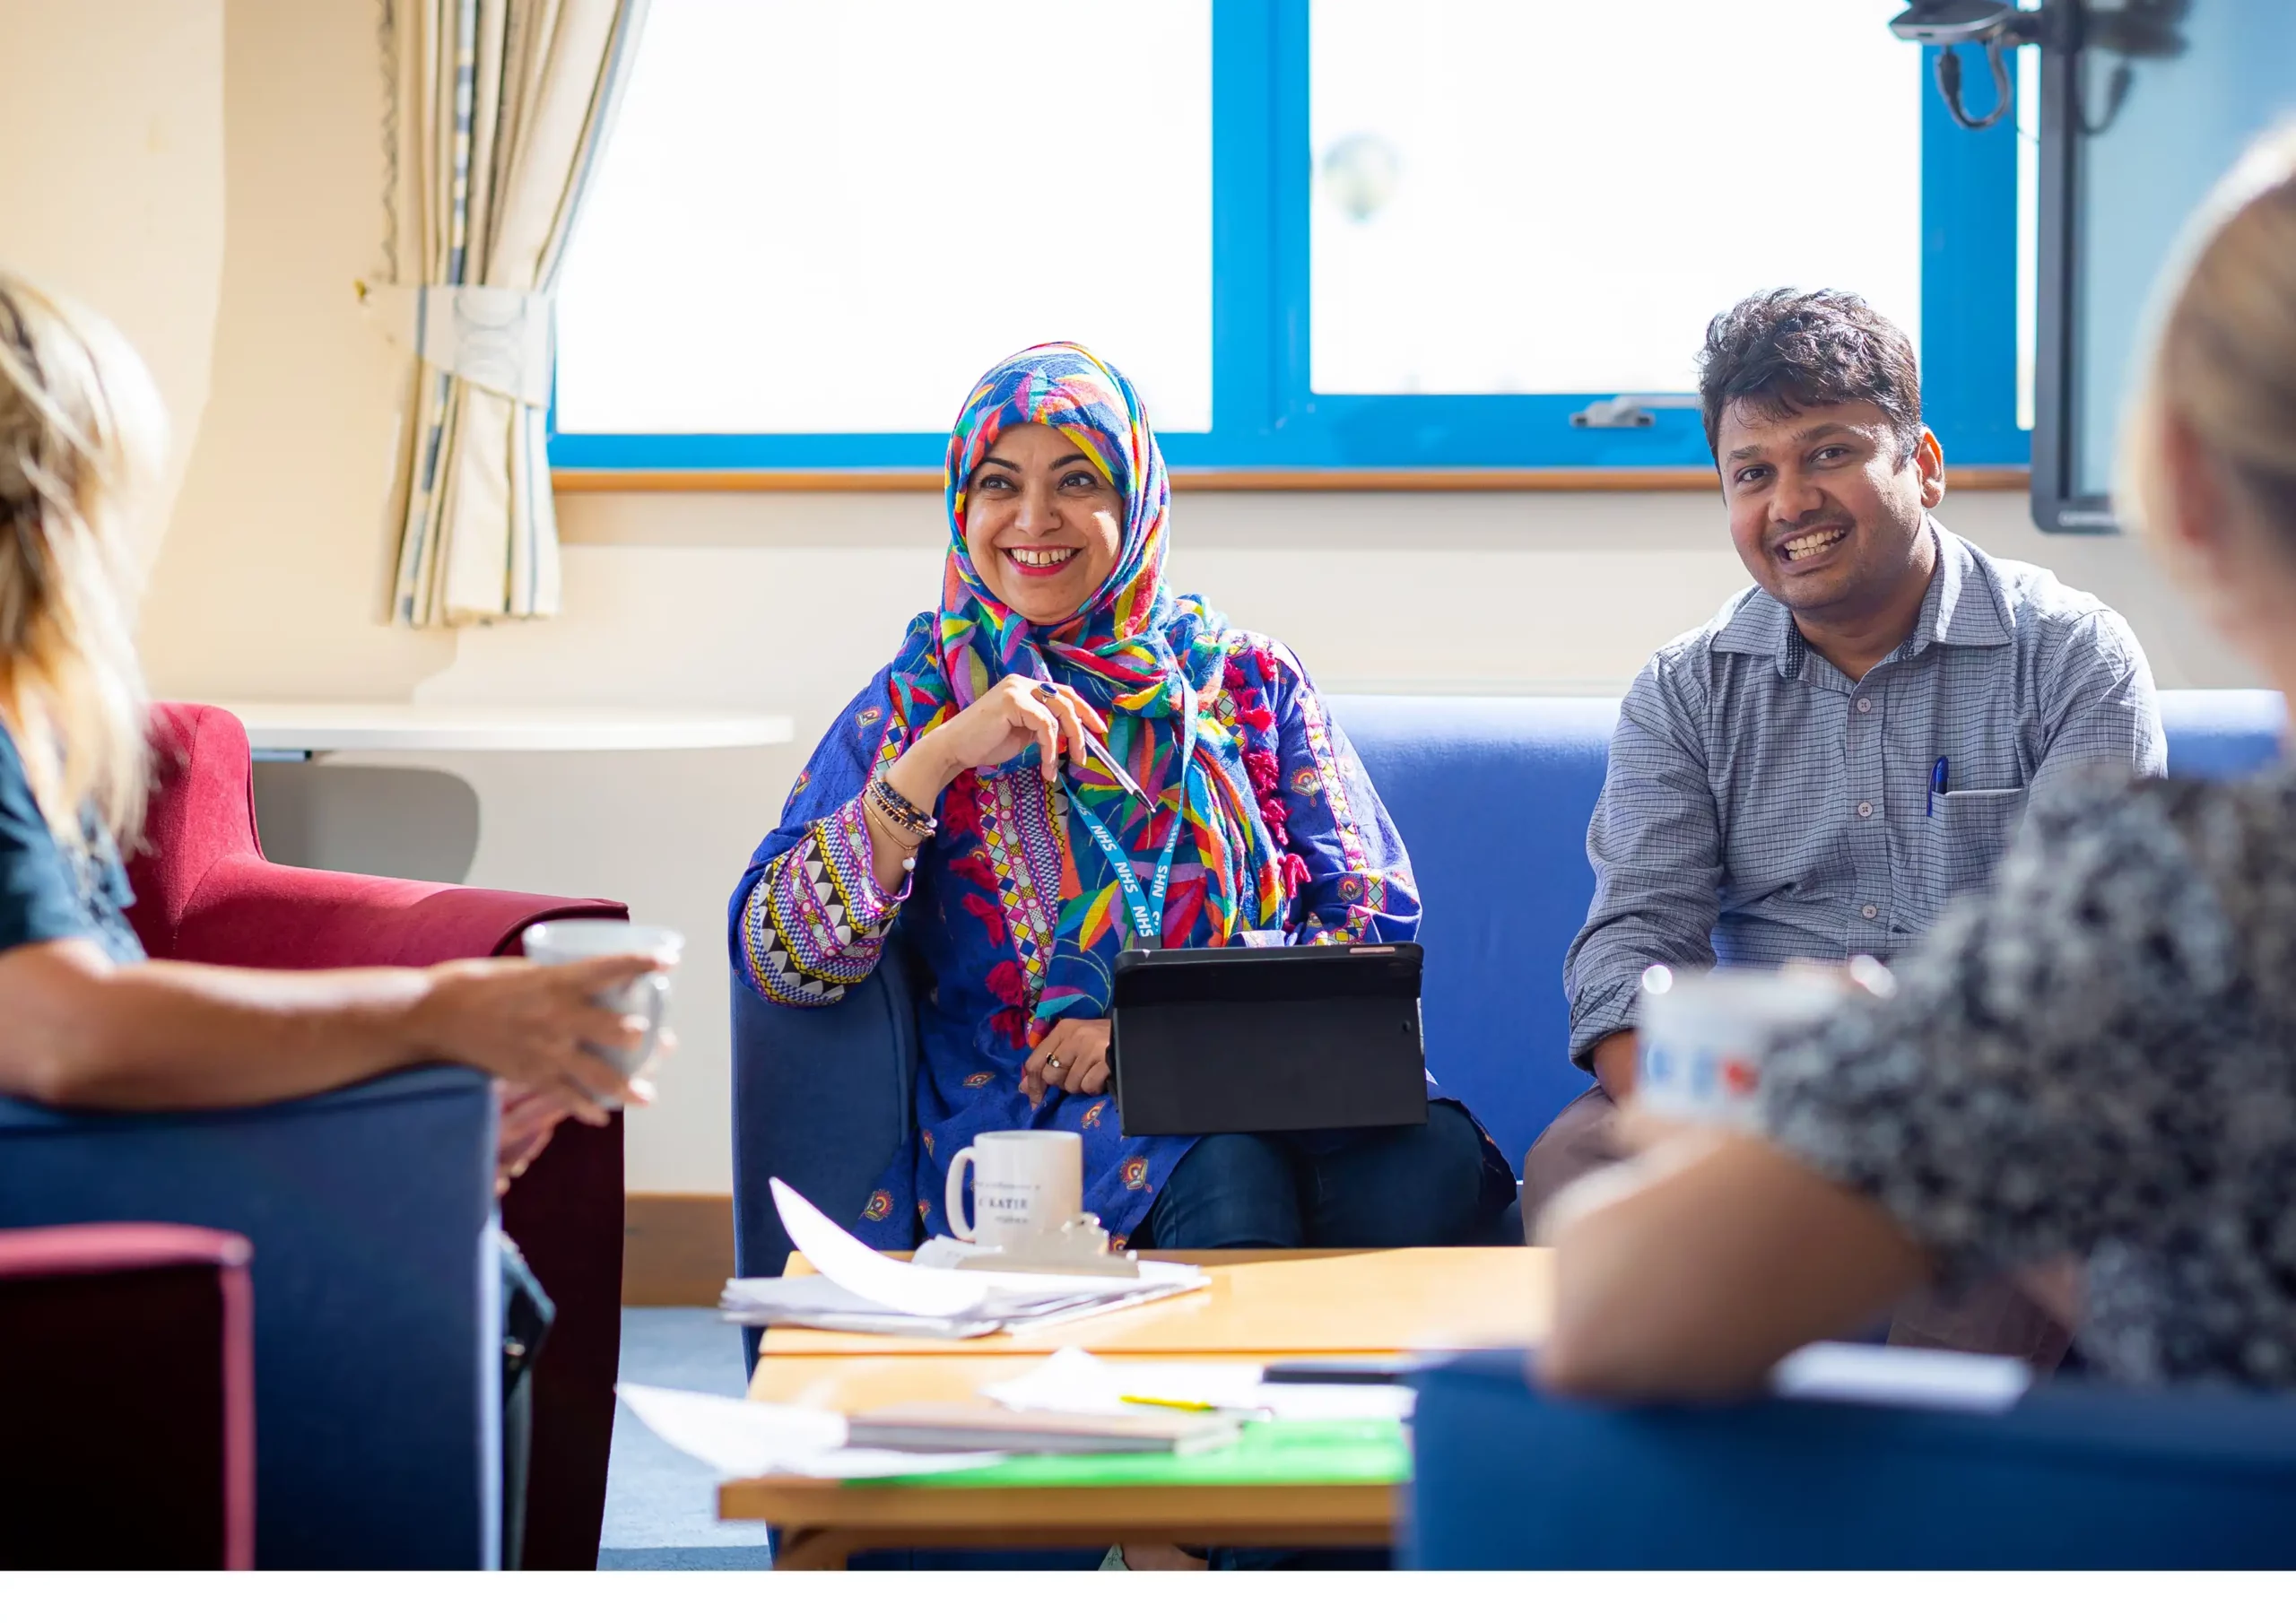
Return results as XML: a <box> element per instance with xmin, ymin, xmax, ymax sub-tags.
<box><xmin>0</xmin><ymin>1223</ymin><xmax>255</xmax><ymax>1569</ymax></box>
<box><xmin>126</xmin><ymin>702</ymin><xmax>630</xmax><ymax>1570</ymax></box>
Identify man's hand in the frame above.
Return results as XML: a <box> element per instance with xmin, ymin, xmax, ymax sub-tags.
<box><xmin>1589</xmin><ymin>1029</ymin><xmax>1638</xmax><ymax>1102</ymax></box>
<box><xmin>1022</xmin><ymin>1017</ymin><xmax>1112</xmax><ymax>1107</ymax></box>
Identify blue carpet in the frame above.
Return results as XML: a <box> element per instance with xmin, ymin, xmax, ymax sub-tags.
<box><xmin>598</xmin><ymin>1307</ymin><xmax>1118</xmax><ymax>1572</ymax></box>
<box><xmin>601</xmin><ymin>1306</ymin><xmax>775</xmax><ymax>1567</ymax></box>
<box><xmin>599</xmin><ymin>1544</ymin><xmax>777</xmax><ymax>1570</ymax></box>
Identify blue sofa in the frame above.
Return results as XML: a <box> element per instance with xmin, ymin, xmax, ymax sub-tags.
<box><xmin>732</xmin><ymin>690</ymin><xmax>2286</xmax><ymax>1284</ymax></box>
<box><xmin>1407</xmin><ymin>1349</ymin><xmax>2296</xmax><ymax>1567</ymax></box>
<box><xmin>0</xmin><ymin>1066</ymin><xmax>501</xmax><ymax>1569</ymax></box>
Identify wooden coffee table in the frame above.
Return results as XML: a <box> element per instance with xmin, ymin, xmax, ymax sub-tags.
<box><xmin>723</xmin><ymin>1247</ymin><xmax>1551</xmax><ymax>1568</ymax></box>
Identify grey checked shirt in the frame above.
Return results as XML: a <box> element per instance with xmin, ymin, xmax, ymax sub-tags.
<box><xmin>1563</xmin><ymin>525</ymin><xmax>2164</xmax><ymax>1067</ymax></box>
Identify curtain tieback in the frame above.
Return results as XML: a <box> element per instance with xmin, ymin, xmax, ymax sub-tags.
<box><xmin>360</xmin><ymin>282</ymin><xmax>555</xmax><ymax>408</ymax></box>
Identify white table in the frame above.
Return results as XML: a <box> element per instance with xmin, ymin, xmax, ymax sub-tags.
<box><xmin>195</xmin><ymin>703</ymin><xmax>794</xmax><ymax>761</ymax></box>
<box><xmin>176</xmin><ymin>701</ymin><xmax>796</xmax><ymax>882</ymax></box>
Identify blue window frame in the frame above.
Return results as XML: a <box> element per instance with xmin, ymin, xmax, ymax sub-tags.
<box><xmin>550</xmin><ymin>2</ymin><xmax>2029</xmax><ymax>475</ymax></box>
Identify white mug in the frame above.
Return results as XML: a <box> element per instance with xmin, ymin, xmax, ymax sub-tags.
<box><xmin>1636</xmin><ymin>960</ymin><xmax>1891</xmax><ymax>1124</ymax></box>
<box><xmin>945</xmin><ymin>1129</ymin><xmax>1083</xmax><ymax>1250</ymax></box>
<box><xmin>519</xmin><ymin>920</ymin><xmax>683</xmax><ymax>1090</ymax></box>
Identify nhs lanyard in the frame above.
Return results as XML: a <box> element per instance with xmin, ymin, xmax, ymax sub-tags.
<box><xmin>1063</xmin><ymin>681</ymin><xmax>1196</xmax><ymax>947</ymax></box>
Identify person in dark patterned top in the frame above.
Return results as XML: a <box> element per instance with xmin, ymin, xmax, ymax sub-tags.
<box><xmin>1535</xmin><ymin>124</ymin><xmax>2296</xmax><ymax>1395</ymax></box>
<box><xmin>1766</xmin><ymin>769</ymin><xmax>2296</xmax><ymax>1384</ymax></box>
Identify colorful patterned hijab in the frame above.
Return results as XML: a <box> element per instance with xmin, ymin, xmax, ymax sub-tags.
<box><xmin>874</xmin><ymin>343</ymin><xmax>1287</xmax><ymax>1011</ymax></box>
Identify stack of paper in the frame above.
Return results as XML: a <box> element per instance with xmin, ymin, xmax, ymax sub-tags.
<box><xmin>981</xmin><ymin>1347</ymin><xmax>1419</xmax><ymax>1422</ymax></box>
<box><xmin>718</xmin><ymin>1178</ymin><xmax>1209</xmax><ymax>1338</ymax></box>
<box><xmin>621</xmin><ymin>1351</ymin><xmax>1418</xmax><ymax>1482</ymax></box>
<box><xmin>845</xmin><ymin>1402</ymin><xmax>1240</xmax><ymax>1456</ymax></box>
<box><xmin>615</xmin><ymin>1384</ymin><xmax>1008</xmax><ymax>1480</ymax></box>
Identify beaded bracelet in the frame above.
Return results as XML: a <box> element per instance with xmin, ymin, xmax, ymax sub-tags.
<box><xmin>862</xmin><ymin>804</ymin><xmax>920</xmax><ymax>872</ymax></box>
<box><xmin>865</xmin><ymin>775</ymin><xmax>937</xmax><ymax>844</ymax></box>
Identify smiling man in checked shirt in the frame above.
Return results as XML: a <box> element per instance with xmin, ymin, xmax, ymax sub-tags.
<box><xmin>1535</xmin><ymin>290</ymin><xmax>2165</xmax><ymax>1242</ymax></box>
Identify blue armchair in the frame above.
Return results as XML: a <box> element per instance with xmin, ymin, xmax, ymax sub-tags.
<box><xmin>0</xmin><ymin>1066</ymin><xmax>500</xmax><ymax>1569</ymax></box>
<box><xmin>731</xmin><ymin>690</ymin><xmax>2286</xmax><ymax>1290</ymax></box>
<box><xmin>1407</xmin><ymin>1349</ymin><xmax>2296</xmax><ymax>1567</ymax></box>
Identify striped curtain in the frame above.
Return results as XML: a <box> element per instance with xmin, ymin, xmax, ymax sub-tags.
<box><xmin>380</xmin><ymin>0</ymin><xmax>648</xmax><ymax>627</ymax></box>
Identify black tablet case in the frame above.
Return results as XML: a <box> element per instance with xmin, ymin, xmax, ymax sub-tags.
<box><xmin>1110</xmin><ymin>942</ymin><xmax>1429</xmax><ymax>1137</ymax></box>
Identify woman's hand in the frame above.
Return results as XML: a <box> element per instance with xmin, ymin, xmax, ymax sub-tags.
<box><xmin>888</xmin><ymin>674</ymin><xmax>1109</xmax><ymax>807</ymax></box>
<box><xmin>412</xmin><ymin>953</ymin><xmax>670</xmax><ymax>1126</ymax></box>
<box><xmin>1022</xmin><ymin>1017</ymin><xmax>1112</xmax><ymax>1107</ymax></box>
<box><xmin>491</xmin><ymin>1022</ymin><xmax>678</xmax><ymax>1194</ymax></box>
<box><xmin>494</xmin><ymin>1081</ymin><xmax>567</xmax><ymax>1194</ymax></box>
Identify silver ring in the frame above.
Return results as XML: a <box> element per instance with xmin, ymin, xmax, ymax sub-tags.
<box><xmin>1047</xmin><ymin>1057</ymin><xmax>1065</xmax><ymax>1071</ymax></box>
<box><xmin>1036</xmin><ymin>682</ymin><xmax>1058</xmax><ymax>700</ymax></box>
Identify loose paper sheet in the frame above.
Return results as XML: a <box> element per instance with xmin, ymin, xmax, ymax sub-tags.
<box><xmin>982</xmin><ymin>1347</ymin><xmax>1418</xmax><ymax>1422</ymax></box>
<box><xmin>770</xmin><ymin>1176</ymin><xmax>992</xmax><ymax>1317</ymax></box>
<box><xmin>906</xmin><ymin>1234</ymin><xmax>1210</xmax><ymax>1303</ymax></box>
<box><xmin>615</xmin><ymin>1384</ymin><xmax>1005</xmax><ymax>1480</ymax></box>
<box><xmin>718</xmin><ymin>1270</ymin><xmax>1009</xmax><ymax>1339</ymax></box>
<box><xmin>768</xmin><ymin>1178</ymin><xmax>1208</xmax><ymax>1323</ymax></box>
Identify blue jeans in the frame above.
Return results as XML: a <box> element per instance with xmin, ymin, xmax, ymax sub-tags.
<box><xmin>1135</xmin><ymin>1100</ymin><xmax>1490</xmax><ymax>1249</ymax></box>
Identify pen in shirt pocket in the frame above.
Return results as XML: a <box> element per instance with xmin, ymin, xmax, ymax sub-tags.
<box><xmin>1927</xmin><ymin>755</ymin><xmax>1950</xmax><ymax>816</ymax></box>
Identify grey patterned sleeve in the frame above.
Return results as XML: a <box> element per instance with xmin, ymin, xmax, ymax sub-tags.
<box><xmin>1563</xmin><ymin>655</ymin><xmax>1725</xmax><ymax>1066</ymax></box>
<box><xmin>1757</xmin><ymin>780</ymin><xmax>2232</xmax><ymax>1283</ymax></box>
<box><xmin>2031</xmin><ymin>607</ymin><xmax>2168</xmax><ymax>803</ymax></box>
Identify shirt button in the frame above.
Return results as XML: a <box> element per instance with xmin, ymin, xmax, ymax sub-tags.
<box><xmin>1861</xmin><ymin>904</ymin><xmax>1879</xmax><ymax>920</ymax></box>
<box><xmin>1857</xmin><ymin>802</ymin><xmax>1874</xmax><ymax>818</ymax></box>
<box><xmin>1856</xmin><ymin>698</ymin><xmax>1873</xmax><ymax>714</ymax></box>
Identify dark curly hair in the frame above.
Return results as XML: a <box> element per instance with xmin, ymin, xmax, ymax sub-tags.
<box><xmin>1696</xmin><ymin>289</ymin><xmax>1922</xmax><ymax>464</ymax></box>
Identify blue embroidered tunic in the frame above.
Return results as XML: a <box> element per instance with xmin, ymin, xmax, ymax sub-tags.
<box><xmin>728</xmin><ymin>343</ymin><xmax>1505</xmax><ymax>1248</ymax></box>
<box><xmin>730</xmin><ymin>630</ymin><xmax>1445</xmax><ymax>1246</ymax></box>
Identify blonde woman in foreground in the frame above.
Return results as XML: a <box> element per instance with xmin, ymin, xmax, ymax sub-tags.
<box><xmin>1540</xmin><ymin>125</ymin><xmax>2296</xmax><ymax>1394</ymax></box>
<box><xmin>0</xmin><ymin>269</ymin><xmax>666</xmax><ymax>1170</ymax></box>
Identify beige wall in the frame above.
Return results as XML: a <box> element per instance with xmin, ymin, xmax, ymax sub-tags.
<box><xmin>141</xmin><ymin>0</ymin><xmax>457</xmax><ymax>699</ymax></box>
<box><xmin>8</xmin><ymin>1</ymin><xmax>2257</xmax><ymax>1195</ymax></box>
<box><xmin>0</xmin><ymin>0</ymin><xmax>227</xmax><ymax>543</ymax></box>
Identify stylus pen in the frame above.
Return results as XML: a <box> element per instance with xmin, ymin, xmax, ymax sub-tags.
<box><xmin>1074</xmin><ymin>728</ymin><xmax>1149</xmax><ymax>803</ymax></box>
<box><xmin>1262</xmin><ymin>1357</ymin><xmax>1425</xmax><ymax>1384</ymax></box>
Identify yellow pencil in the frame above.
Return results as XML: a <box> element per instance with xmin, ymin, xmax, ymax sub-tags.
<box><xmin>1119</xmin><ymin>1393</ymin><xmax>1216</xmax><ymax>1412</ymax></box>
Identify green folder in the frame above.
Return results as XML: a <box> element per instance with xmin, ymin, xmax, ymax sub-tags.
<box><xmin>861</xmin><ymin>1419</ymin><xmax>1410</xmax><ymax>1490</ymax></box>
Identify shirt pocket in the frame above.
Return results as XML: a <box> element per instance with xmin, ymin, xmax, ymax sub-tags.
<box><xmin>1923</xmin><ymin>785</ymin><xmax>2030</xmax><ymax>901</ymax></box>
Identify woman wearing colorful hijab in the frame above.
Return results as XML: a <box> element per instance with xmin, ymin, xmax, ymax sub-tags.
<box><xmin>731</xmin><ymin>343</ymin><xmax>1509</xmax><ymax>1250</ymax></box>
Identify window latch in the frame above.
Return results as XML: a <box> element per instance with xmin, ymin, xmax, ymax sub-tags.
<box><xmin>1569</xmin><ymin>394</ymin><xmax>1702</xmax><ymax>430</ymax></box>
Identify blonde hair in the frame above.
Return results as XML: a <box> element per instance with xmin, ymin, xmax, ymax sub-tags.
<box><xmin>0</xmin><ymin>271</ymin><xmax>162</xmax><ymax>846</ymax></box>
<box><xmin>2121</xmin><ymin>123</ymin><xmax>2296</xmax><ymax>551</ymax></box>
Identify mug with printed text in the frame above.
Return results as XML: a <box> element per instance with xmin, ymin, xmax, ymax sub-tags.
<box><xmin>945</xmin><ymin>1129</ymin><xmax>1084</xmax><ymax>1250</ymax></box>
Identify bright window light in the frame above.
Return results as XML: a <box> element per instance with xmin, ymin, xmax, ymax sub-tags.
<box><xmin>556</xmin><ymin>0</ymin><xmax>1213</xmax><ymax>436</ymax></box>
<box><xmin>1309</xmin><ymin>0</ymin><xmax>1923</xmax><ymax>396</ymax></box>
